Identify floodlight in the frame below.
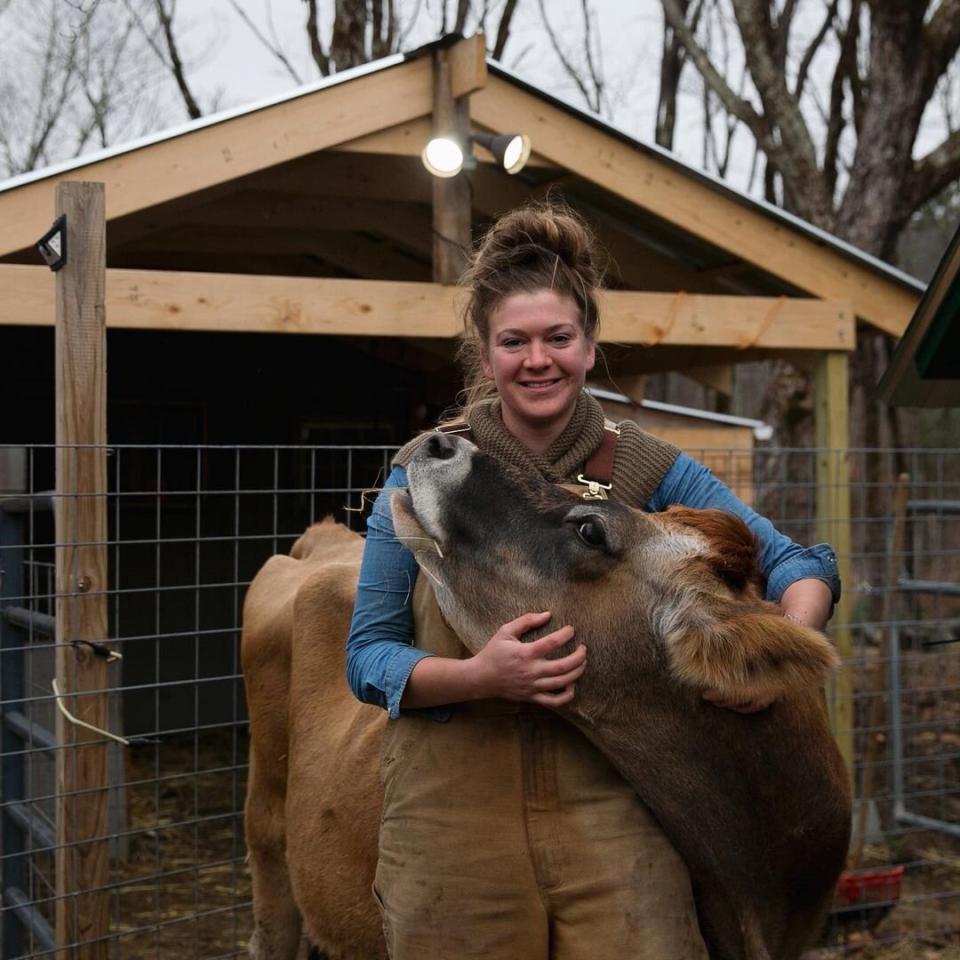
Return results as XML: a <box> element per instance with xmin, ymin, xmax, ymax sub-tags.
<box><xmin>421</xmin><ymin>131</ymin><xmax>532</xmax><ymax>178</ymax></box>
<box><xmin>422</xmin><ymin>136</ymin><xmax>465</xmax><ymax>178</ymax></box>
<box><xmin>471</xmin><ymin>132</ymin><xmax>532</xmax><ymax>175</ymax></box>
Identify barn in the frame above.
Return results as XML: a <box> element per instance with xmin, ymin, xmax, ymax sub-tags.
<box><xmin>2</xmin><ymin>32</ymin><xmax>956</xmax><ymax>960</ymax></box>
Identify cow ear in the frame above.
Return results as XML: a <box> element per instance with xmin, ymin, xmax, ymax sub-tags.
<box><xmin>662</xmin><ymin>506</ymin><xmax>761</xmax><ymax>593</ymax></box>
<box><xmin>663</xmin><ymin>610</ymin><xmax>840</xmax><ymax>703</ymax></box>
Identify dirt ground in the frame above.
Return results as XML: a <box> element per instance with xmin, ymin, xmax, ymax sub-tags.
<box><xmin>108</xmin><ymin>732</ymin><xmax>252</xmax><ymax>959</ymax></box>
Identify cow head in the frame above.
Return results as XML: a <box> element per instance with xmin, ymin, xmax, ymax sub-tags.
<box><xmin>391</xmin><ymin>432</ymin><xmax>838</xmax><ymax>709</ymax></box>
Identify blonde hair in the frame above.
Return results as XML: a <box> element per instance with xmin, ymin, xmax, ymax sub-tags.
<box><xmin>453</xmin><ymin>200</ymin><xmax>604</xmax><ymax>418</ymax></box>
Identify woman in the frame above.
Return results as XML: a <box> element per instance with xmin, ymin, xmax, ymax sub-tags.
<box><xmin>347</xmin><ymin>202</ymin><xmax>840</xmax><ymax>960</ymax></box>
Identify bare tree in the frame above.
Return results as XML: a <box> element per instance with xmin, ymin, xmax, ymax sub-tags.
<box><xmin>660</xmin><ymin>0</ymin><xmax>960</xmax><ymax>259</ymax></box>
<box><xmin>0</xmin><ymin>0</ymin><xmax>171</xmax><ymax>176</ymax></box>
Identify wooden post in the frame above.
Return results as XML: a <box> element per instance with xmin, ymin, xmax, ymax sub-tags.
<box><xmin>815</xmin><ymin>351</ymin><xmax>854</xmax><ymax>781</ymax></box>
<box><xmin>54</xmin><ymin>182</ymin><xmax>111</xmax><ymax>959</ymax></box>
<box><xmin>431</xmin><ymin>47</ymin><xmax>472</xmax><ymax>284</ymax></box>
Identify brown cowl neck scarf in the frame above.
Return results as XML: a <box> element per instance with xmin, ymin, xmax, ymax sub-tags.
<box><xmin>394</xmin><ymin>392</ymin><xmax>679</xmax><ymax>509</ymax></box>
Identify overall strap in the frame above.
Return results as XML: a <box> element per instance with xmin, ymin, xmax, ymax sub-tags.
<box><xmin>575</xmin><ymin>420</ymin><xmax>620</xmax><ymax>500</ymax></box>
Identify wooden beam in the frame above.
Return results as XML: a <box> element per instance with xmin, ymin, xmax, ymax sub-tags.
<box><xmin>53</xmin><ymin>182</ymin><xmax>111</xmax><ymax>959</ymax></box>
<box><xmin>598</xmin><ymin>291</ymin><xmax>854</xmax><ymax>350</ymax></box>
<box><xmin>0</xmin><ymin>36</ymin><xmax>487</xmax><ymax>258</ymax></box>
<box><xmin>3</xmin><ymin>265</ymin><xmax>855</xmax><ymax>348</ymax></box>
<box><xmin>254</xmin><ymin>153</ymin><xmax>436</xmax><ymax>204</ymax></box>
<box><xmin>143</xmin><ymin>191</ymin><xmax>431</xmax><ymax>236</ymax></box>
<box><xmin>113</xmin><ymin>225</ymin><xmax>432</xmax><ymax>281</ymax></box>
<box><xmin>431</xmin><ymin>48</ymin><xmax>472</xmax><ymax>284</ymax></box>
<box><xmin>471</xmin><ymin>75</ymin><xmax>919</xmax><ymax>335</ymax></box>
<box><xmin>814</xmin><ymin>351</ymin><xmax>853</xmax><ymax>783</ymax></box>
<box><xmin>110</xmin><ymin>250</ymin><xmax>342</xmax><ymax>278</ymax></box>
<box><xmin>107</xmin><ymin>188</ymin><xmax>435</xmax><ymax>263</ymax></box>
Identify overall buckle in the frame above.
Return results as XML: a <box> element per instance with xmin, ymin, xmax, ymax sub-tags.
<box><xmin>576</xmin><ymin>475</ymin><xmax>612</xmax><ymax>500</ymax></box>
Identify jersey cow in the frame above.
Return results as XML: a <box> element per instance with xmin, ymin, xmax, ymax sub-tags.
<box><xmin>242</xmin><ymin>432</ymin><xmax>851</xmax><ymax>960</ymax></box>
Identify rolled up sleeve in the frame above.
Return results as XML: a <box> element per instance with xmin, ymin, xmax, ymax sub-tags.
<box><xmin>648</xmin><ymin>453</ymin><xmax>842</xmax><ymax>604</ymax></box>
<box><xmin>765</xmin><ymin>542</ymin><xmax>841</xmax><ymax>605</ymax></box>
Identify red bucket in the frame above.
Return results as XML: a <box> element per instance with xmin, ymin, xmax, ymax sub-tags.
<box><xmin>834</xmin><ymin>866</ymin><xmax>905</xmax><ymax>908</ymax></box>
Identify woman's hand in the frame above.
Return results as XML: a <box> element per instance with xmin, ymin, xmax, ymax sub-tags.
<box><xmin>466</xmin><ymin>611</ymin><xmax>587</xmax><ymax>707</ymax></box>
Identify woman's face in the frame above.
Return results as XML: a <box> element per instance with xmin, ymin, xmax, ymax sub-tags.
<box><xmin>481</xmin><ymin>289</ymin><xmax>595</xmax><ymax>439</ymax></box>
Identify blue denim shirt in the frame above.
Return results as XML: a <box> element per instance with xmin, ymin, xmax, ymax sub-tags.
<box><xmin>346</xmin><ymin>453</ymin><xmax>841</xmax><ymax>719</ymax></box>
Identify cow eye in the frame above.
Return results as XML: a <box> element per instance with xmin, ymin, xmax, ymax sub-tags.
<box><xmin>576</xmin><ymin>519</ymin><xmax>606</xmax><ymax>548</ymax></box>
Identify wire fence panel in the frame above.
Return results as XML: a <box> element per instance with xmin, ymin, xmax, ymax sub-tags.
<box><xmin>0</xmin><ymin>443</ymin><xmax>958</xmax><ymax>959</ymax></box>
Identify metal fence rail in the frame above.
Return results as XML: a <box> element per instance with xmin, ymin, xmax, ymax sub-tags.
<box><xmin>0</xmin><ymin>442</ymin><xmax>958</xmax><ymax>959</ymax></box>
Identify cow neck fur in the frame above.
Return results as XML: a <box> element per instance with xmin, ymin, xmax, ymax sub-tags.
<box><xmin>394</xmin><ymin>392</ymin><xmax>680</xmax><ymax>509</ymax></box>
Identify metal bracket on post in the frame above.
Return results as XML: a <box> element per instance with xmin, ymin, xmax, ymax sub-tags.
<box><xmin>36</xmin><ymin>215</ymin><xmax>67</xmax><ymax>272</ymax></box>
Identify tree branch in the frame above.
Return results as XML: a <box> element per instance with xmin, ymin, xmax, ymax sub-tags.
<box><xmin>794</xmin><ymin>0</ymin><xmax>839</xmax><ymax>102</ymax></box>
<box><xmin>153</xmin><ymin>0</ymin><xmax>201</xmax><ymax>119</ymax></box>
<box><xmin>908</xmin><ymin>127</ymin><xmax>960</xmax><ymax>211</ymax></box>
<box><xmin>659</xmin><ymin>0</ymin><xmax>769</xmax><ymax>145</ymax></box>
<box><xmin>729</xmin><ymin>0</ymin><xmax>824</xmax><ymax>206</ymax></box>
<box><xmin>773</xmin><ymin>0</ymin><xmax>798</xmax><ymax>70</ymax></box>
<box><xmin>823</xmin><ymin>0</ymin><xmax>859</xmax><ymax>202</ymax></box>
<box><xmin>224</xmin><ymin>0</ymin><xmax>303</xmax><ymax>84</ymax></box>
<box><xmin>25</xmin><ymin>8</ymin><xmax>83</xmax><ymax>170</ymax></box>
<box><xmin>538</xmin><ymin>0</ymin><xmax>602</xmax><ymax>113</ymax></box>
<box><xmin>304</xmin><ymin>0</ymin><xmax>331</xmax><ymax>76</ymax></box>
<box><xmin>454</xmin><ymin>0</ymin><xmax>470</xmax><ymax>34</ymax></box>
<box><xmin>492</xmin><ymin>0</ymin><xmax>519</xmax><ymax>59</ymax></box>
<box><xmin>924</xmin><ymin>0</ymin><xmax>960</xmax><ymax>92</ymax></box>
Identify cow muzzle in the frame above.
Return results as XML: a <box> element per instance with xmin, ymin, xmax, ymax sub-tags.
<box><xmin>392</xmin><ymin>432</ymin><xmax>477</xmax><ymax>549</ymax></box>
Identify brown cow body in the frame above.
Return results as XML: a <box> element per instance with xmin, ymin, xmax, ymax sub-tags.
<box><xmin>243</xmin><ymin>437</ymin><xmax>851</xmax><ymax>960</ymax></box>
<box><xmin>242</xmin><ymin>519</ymin><xmax>385</xmax><ymax>960</ymax></box>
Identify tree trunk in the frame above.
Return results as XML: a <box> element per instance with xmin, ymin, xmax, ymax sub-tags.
<box><xmin>331</xmin><ymin>0</ymin><xmax>371</xmax><ymax>71</ymax></box>
<box><xmin>655</xmin><ymin>0</ymin><xmax>690</xmax><ymax>148</ymax></box>
<box><xmin>834</xmin><ymin>4</ymin><xmax>931</xmax><ymax>259</ymax></box>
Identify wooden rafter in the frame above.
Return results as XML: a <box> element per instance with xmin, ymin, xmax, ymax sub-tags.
<box><xmin>112</xmin><ymin>225</ymin><xmax>432</xmax><ymax>281</ymax></box>
<box><xmin>2</xmin><ymin>265</ymin><xmax>854</xmax><ymax>350</ymax></box>
<box><xmin>471</xmin><ymin>74</ymin><xmax>918</xmax><ymax>335</ymax></box>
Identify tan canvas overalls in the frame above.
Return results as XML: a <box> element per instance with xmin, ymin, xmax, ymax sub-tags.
<box><xmin>375</xmin><ymin>423</ymin><xmax>709</xmax><ymax>960</ymax></box>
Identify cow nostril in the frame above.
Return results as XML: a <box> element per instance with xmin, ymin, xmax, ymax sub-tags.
<box><xmin>426</xmin><ymin>432</ymin><xmax>457</xmax><ymax>460</ymax></box>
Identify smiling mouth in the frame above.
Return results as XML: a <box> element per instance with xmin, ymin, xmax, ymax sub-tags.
<box><xmin>520</xmin><ymin>378</ymin><xmax>563</xmax><ymax>391</ymax></box>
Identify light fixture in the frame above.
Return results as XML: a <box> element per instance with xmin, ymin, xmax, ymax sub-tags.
<box><xmin>421</xmin><ymin>136</ymin><xmax>465</xmax><ymax>178</ymax></box>
<box><xmin>471</xmin><ymin>132</ymin><xmax>531</xmax><ymax>175</ymax></box>
<box><xmin>36</xmin><ymin>214</ymin><xmax>67</xmax><ymax>271</ymax></box>
<box><xmin>421</xmin><ymin>131</ymin><xmax>531</xmax><ymax>178</ymax></box>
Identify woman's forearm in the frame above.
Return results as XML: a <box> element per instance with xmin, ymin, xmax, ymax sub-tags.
<box><xmin>779</xmin><ymin>578</ymin><xmax>834</xmax><ymax>631</ymax></box>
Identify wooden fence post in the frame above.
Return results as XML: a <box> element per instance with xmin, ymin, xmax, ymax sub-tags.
<box><xmin>815</xmin><ymin>350</ymin><xmax>854</xmax><ymax>782</ymax></box>
<box><xmin>54</xmin><ymin>181</ymin><xmax>110</xmax><ymax>959</ymax></box>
